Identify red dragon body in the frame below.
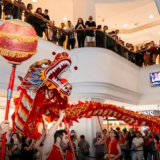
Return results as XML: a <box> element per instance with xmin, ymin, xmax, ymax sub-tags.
<box><xmin>12</xmin><ymin>52</ymin><xmax>160</xmax><ymax>138</ymax></box>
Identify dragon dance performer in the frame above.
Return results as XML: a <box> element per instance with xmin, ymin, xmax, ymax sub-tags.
<box><xmin>42</xmin><ymin>110</ymin><xmax>74</xmax><ymax>160</ymax></box>
<box><xmin>105</xmin><ymin>130</ymin><xmax>121</xmax><ymax>160</ymax></box>
<box><xmin>95</xmin><ymin>130</ymin><xmax>121</xmax><ymax>160</ymax></box>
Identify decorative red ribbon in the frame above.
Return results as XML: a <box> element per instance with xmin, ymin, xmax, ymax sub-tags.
<box><xmin>0</xmin><ymin>64</ymin><xmax>16</xmax><ymax>160</ymax></box>
<box><xmin>64</xmin><ymin>118</ymin><xmax>77</xmax><ymax>160</ymax></box>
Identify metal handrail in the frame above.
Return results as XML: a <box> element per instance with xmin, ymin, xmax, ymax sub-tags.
<box><xmin>1</xmin><ymin>0</ymin><xmax>158</xmax><ymax>67</ymax></box>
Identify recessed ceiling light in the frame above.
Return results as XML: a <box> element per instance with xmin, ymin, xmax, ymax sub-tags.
<box><xmin>149</xmin><ymin>15</ymin><xmax>154</xmax><ymax>19</ymax></box>
<box><xmin>124</xmin><ymin>24</ymin><xmax>128</xmax><ymax>27</ymax></box>
<box><xmin>134</xmin><ymin>24</ymin><xmax>137</xmax><ymax>28</ymax></box>
<box><xmin>159</xmin><ymin>31</ymin><xmax>160</xmax><ymax>34</ymax></box>
<box><xmin>32</xmin><ymin>0</ymin><xmax>37</xmax><ymax>2</ymax></box>
<box><xmin>63</xmin><ymin>17</ymin><xmax>67</xmax><ymax>21</ymax></box>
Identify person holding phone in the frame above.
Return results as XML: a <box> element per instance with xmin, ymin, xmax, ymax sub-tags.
<box><xmin>94</xmin><ymin>132</ymin><xmax>105</xmax><ymax>160</ymax></box>
<box><xmin>9</xmin><ymin>133</ymin><xmax>21</xmax><ymax>160</ymax></box>
<box><xmin>75</xmin><ymin>18</ymin><xmax>86</xmax><ymax>48</ymax></box>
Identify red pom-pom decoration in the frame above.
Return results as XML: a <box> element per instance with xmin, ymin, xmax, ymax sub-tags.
<box><xmin>52</xmin><ymin>51</ymin><xmax>56</xmax><ymax>55</ymax></box>
<box><xmin>74</xmin><ymin>66</ymin><xmax>78</xmax><ymax>70</ymax></box>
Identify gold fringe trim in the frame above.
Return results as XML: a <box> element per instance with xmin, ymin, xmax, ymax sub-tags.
<box><xmin>0</xmin><ymin>48</ymin><xmax>37</xmax><ymax>58</ymax></box>
<box><xmin>0</xmin><ymin>31</ymin><xmax>39</xmax><ymax>42</ymax></box>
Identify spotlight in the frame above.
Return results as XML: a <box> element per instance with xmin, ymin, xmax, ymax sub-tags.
<box><xmin>149</xmin><ymin>15</ymin><xmax>154</xmax><ymax>19</ymax></box>
<box><xmin>63</xmin><ymin>17</ymin><xmax>67</xmax><ymax>21</ymax></box>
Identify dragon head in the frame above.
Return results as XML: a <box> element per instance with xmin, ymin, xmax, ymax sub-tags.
<box><xmin>20</xmin><ymin>52</ymin><xmax>72</xmax><ymax>103</ymax></box>
<box><xmin>13</xmin><ymin>52</ymin><xmax>73</xmax><ymax>137</ymax></box>
<box><xmin>40</xmin><ymin>52</ymin><xmax>72</xmax><ymax>98</ymax></box>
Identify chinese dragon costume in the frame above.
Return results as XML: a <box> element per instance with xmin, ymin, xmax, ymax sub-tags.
<box><xmin>12</xmin><ymin>52</ymin><xmax>160</xmax><ymax>138</ymax></box>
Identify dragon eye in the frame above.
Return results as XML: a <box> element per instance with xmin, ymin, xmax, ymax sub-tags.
<box><xmin>41</xmin><ymin>62</ymin><xmax>48</xmax><ymax>68</ymax></box>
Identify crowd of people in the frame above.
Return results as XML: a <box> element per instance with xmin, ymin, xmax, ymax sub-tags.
<box><xmin>1</xmin><ymin>111</ymin><xmax>160</xmax><ymax>160</ymax></box>
<box><xmin>1</xmin><ymin>0</ymin><xmax>160</xmax><ymax>67</ymax></box>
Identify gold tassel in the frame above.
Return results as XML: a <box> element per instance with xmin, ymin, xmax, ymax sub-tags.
<box><xmin>0</xmin><ymin>31</ymin><xmax>39</xmax><ymax>42</ymax></box>
<box><xmin>0</xmin><ymin>48</ymin><xmax>37</xmax><ymax>58</ymax></box>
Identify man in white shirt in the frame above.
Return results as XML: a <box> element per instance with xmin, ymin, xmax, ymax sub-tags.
<box><xmin>132</xmin><ymin>131</ymin><xmax>144</xmax><ymax>160</ymax></box>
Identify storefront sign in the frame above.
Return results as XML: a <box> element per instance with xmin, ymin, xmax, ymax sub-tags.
<box><xmin>139</xmin><ymin>110</ymin><xmax>160</xmax><ymax>116</ymax></box>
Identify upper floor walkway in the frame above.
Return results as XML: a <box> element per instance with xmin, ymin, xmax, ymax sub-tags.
<box><xmin>0</xmin><ymin>0</ymin><xmax>160</xmax><ymax>107</ymax></box>
<box><xmin>1</xmin><ymin>0</ymin><xmax>160</xmax><ymax>68</ymax></box>
<box><xmin>0</xmin><ymin>38</ymin><xmax>160</xmax><ymax>107</ymax></box>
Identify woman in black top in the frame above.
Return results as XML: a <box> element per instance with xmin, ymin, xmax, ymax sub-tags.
<box><xmin>34</xmin><ymin>8</ymin><xmax>49</xmax><ymax>39</ymax></box>
<box><xmin>9</xmin><ymin>133</ymin><xmax>21</xmax><ymax>160</ymax></box>
<box><xmin>21</xmin><ymin>137</ymin><xmax>34</xmax><ymax>160</ymax></box>
<box><xmin>96</xmin><ymin>25</ymin><xmax>103</xmax><ymax>47</ymax></box>
<box><xmin>75</xmin><ymin>18</ymin><xmax>86</xmax><ymax>48</ymax></box>
<box><xmin>24</xmin><ymin>3</ymin><xmax>33</xmax><ymax>23</ymax></box>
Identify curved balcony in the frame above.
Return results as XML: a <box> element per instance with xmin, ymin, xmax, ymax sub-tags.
<box><xmin>0</xmin><ymin>0</ymin><xmax>160</xmax><ymax>106</ymax></box>
<box><xmin>1</xmin><ymin>0</ymin><xmax>160</xmax><ymax>68</ymax></box>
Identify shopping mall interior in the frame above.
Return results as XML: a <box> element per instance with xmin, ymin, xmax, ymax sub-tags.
<box><xmin>0</xmin><ymin>0</ymin><xmax>160</xmax><ymax>159</ymax></box>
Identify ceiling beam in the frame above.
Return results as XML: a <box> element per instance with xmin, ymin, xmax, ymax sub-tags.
<box><xmin>108</xmin><ymin>20</ymin><xmax>160</xmax><ymax>34</ymax></box>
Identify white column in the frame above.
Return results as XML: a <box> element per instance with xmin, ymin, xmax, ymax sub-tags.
<box><xmin>72</xmin><ymin>98</ymin><xmax>104</xmax><ymax>159</ymax></box>
<box><xmin>72</xmin><ymin>0</ymin><xmax>96</xmax><ymax>25</ymax></box>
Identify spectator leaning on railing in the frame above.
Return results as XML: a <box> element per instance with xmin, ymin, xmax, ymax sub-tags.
<box><xmin>2</xmin><ymin>0</ymin><xmax>160</xmax><ymax>68</ymax></box>
<box><xmin>24</xmin><ymin>3</ymin><xmax>33</xmax><ymax>22</ymax></box>
<box><xmin>13</xmin><ymin>0</ymin><xmax>26</xmax><ymax>20</ymax></box>
<box><xmin>85</xmin><ymin>15</ymin><xmax>96</xmax><ymax>47</ymax></box>
<box><xmin>75</xmin><ymin>18</ymin><xmax>86</xmax><ymax>48</ymax></box>
<box><xmin>66</xmin><ymin>20</ymin><xmax>76</xmax><ymax>50</ymax></box>
<box><xmin>96</xmin><ymin>25</ymin><xmax>103</xmax><ymax>48</ymax></box>
<box><xmin>103</xmin><ymin>26</ymin><xmax>108</xmax><ymax>33</ymax></box>
<box><xmin>34</xmin><ymin>7</ymin><xmax>50</xmax><ymax>39</ymax></box>
<box><xmin>3</xmin><ymin>0</ymin><xmax>14</xmax><ymax>20</ymax></box>
<box><xmin>56</xmin><ymin>22</ymin><xmax>66</xmax><ymax>47</ymax></box>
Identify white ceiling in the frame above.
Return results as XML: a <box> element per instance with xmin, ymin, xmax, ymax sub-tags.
<box><xmin>95</xmin><ymin>0</ymin><xmax>160</xmax><ymax>44</ymax></box>
<box><xmin>119</xmin><ymin>25</ymin><xmax>160</xmax><ymax>45</ymax></box>
<box><xmin>95</xmin><ymin>0</ymin><xmax>160</xmax><ymax>29</ymax></box>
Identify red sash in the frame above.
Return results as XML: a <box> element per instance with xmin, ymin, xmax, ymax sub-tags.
<box><xmin>66</xmin><ymin>150</ymin><xmax>74</xmax><ymax>160</ymax></box>
<box><xmin>46</xmin><ymin>145</ymin><xmax>64</xmax><ymax>160</ymax></box>
<box><xmin>106</xmin><ymin>138</ymin><xmax>120</xmax><ymax>160</ymax></box>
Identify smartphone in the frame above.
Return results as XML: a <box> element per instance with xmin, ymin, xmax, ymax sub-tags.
<box><xmin>14</xmin><ymin>138</ymin><xmax>18</xmax><ymax>144</ymax></box>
